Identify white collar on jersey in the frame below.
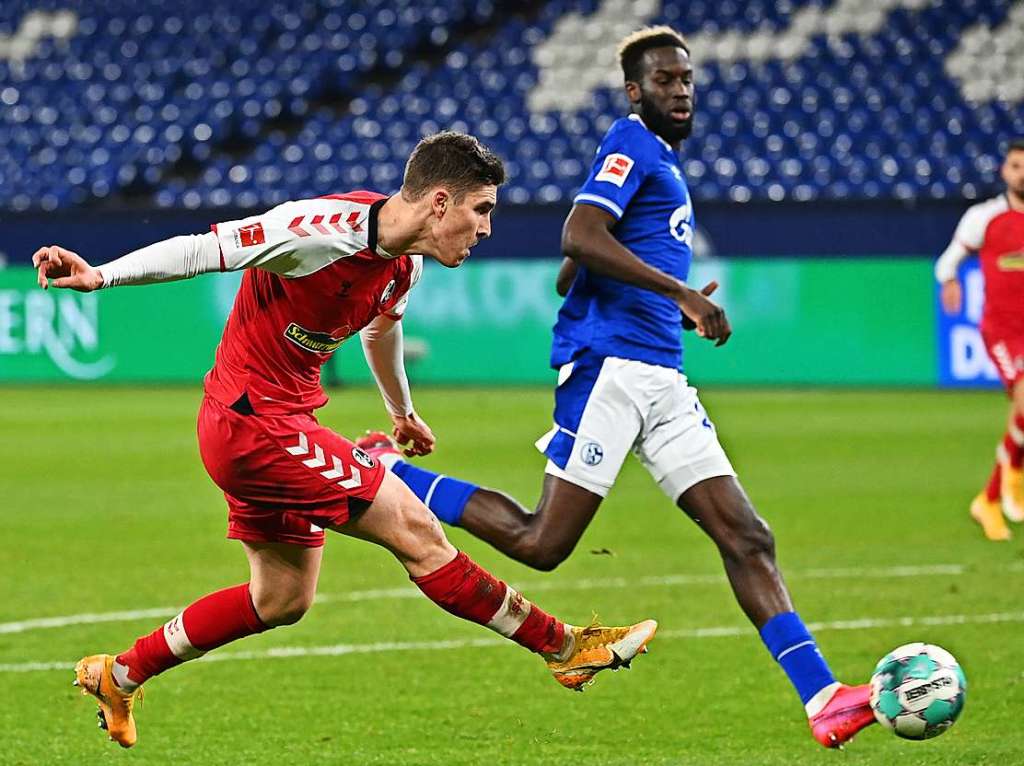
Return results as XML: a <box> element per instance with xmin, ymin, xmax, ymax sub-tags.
<box><xmin>627</xmin><ymin>113</ymin><xmax>674</xmax><ymax>152</ymax></box>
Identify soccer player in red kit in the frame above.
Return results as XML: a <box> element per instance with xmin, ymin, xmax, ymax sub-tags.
<box><xmin>32</xmin><ymin>132</ymin><xmax>657</xmax><ymax>749</ymax></box>
<box><xmin>936</xmin><ymin>138</ymin><xmax>1024</xmax><ymax>541</ymax></box>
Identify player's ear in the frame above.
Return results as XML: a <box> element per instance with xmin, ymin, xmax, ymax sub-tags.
<box><xmin>624</xmin><ymin>80</ymin><xmax>642</xmax><ymax>106</ymax></box>
<box><xmin>431</xmin><ymin>189</ymin><xmax>450</xmax><ymax>219</ymax></box>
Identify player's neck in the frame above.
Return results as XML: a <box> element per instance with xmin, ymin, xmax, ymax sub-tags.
<box><xmin>377</xmin><ymin>194</ymin><xmax>431</xmax><ymax>256</ymax></box>
<box><xmin>1006</xmin><ymin>189</ymin><xmax>1024</xmax><ymax>212</ymax></box>
<box><xmin>630</xmin><ymin>109</ymin><xmax>681</xmax><ymax>151</ymax></box>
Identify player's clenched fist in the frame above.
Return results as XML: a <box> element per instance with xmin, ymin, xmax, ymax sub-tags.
<box><xmin>32</xmin><ymin>245</ymin><xmax>104</xmax><ymax>292</ymax></box>
<box><xmin>675</xmin><ymin>280</ymin><xmax>731</xmax><ymax>347</ymax></box>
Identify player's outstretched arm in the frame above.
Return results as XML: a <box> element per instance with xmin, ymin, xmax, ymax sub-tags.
<box><xmin>360</xmin><ymin>314</ymin><xmax>435</xmax><ymax>457</ymax></box>
<box><xmin>562</xmin><ymin>204</ymin><xmax>731</xmax><ymax>345</ymax></box>
<box><xmin>33</xmin><ymin>234</ymin><xmax>222</xmax><ymax>292</ymax></box>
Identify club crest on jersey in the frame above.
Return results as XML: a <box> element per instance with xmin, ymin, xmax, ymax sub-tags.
<box><xmin>595</xmin><ymin>153</ymin><xmax>634</xmax><ymax>187</ymax></box>
<box><xmin>380</xmin><ymin>279</ymin><xmax>396</xmax><ymax>306</ymax></box>
<box><xmin>235</xmin><ymin>222</ymin><xmax>266</xmax><ymax>248</ymax></box>
<box><xmin>580</xmin><ymin>441</ymin><xmax>604</xmax><ymax>466</ymax></box>
<box><xmin>352</xmin><ymin>447</ymin><xmax>376</xmax><ymax>468</ymax></box>
<box><xmin>283</xmin><ymin>323</ymin><xmax>349</xmax><ymax>354</ymax></box>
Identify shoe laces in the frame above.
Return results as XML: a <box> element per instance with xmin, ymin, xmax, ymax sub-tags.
<box><xmin>575</xmin><ymin>616</ymin><xmax>630</xmax><ymax>651</ymax></box>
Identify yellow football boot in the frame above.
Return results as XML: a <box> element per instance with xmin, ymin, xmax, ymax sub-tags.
<box><xmin>73</xmin><ymin>654</ymin><xmax>142</xmax><ymax>748</ymax></box>
<box><xmin>970</xmin><ymin>492</ymin><xmax>1011</xmax><ymax>541</ymax></box>
<box><xmin>546</xmin><ymin>619</ymin><xmax>657</xmax><ymax>691</ymax></box>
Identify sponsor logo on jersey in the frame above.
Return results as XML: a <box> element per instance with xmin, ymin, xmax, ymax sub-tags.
<box><xmin>997</xmin><ymin>251</ymin><xmax>1024</xmax><ymax>270</ymax></box>
<box><xmin>283</xmin><ymin>322</ymin><xmax>349</xmax><ymax>354</ymax></box>
<box><xmin>380</xmin><ymin>279</ymin><xmax>396</xmax><ymax>305</ymax></box>
<box><xmin>235</xmin><ymin>222</ymin><xmax>266</xmax><ymax>248</ymax></box>
<box><xmin>595</xmin><ymin>153</ymin><xmax>634</xmax><ymax>187</ymax></box>
<box><xmin>352</xmin><ymin>446</ymin><xmax>376</xmax><ymax>468</ymax></box>
<box><xmin>580</xmin><ymin>441</ymin><xmax>604</xmax><ymax>466</ymax></box>
<box><xmin>669</xmin><ymin>202</ymin><xmax>694</xmax><ymax>246</ymax></box>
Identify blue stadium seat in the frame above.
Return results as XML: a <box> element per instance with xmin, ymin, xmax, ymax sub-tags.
<box><xmin>1</xmin><ymin>0</ymin><xmax>1021</xmax><ymax>209</ymax></box>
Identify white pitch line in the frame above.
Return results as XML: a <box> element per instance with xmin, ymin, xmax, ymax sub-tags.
<box><xmin>2</xmin><ymin>610</ymin><xmax>1023</xmax><ymax>674</ymax></box>
<box><xmin>0</xmin><ymin>607</ymin><xmax>181</xmax><ymax>635</ymax></box>
<box><xmin>0</xmin><ymin>563</ymin><xmax>985</xmax><ymax>635</ymax></box>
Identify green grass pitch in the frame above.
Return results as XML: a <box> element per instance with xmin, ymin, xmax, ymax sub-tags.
<box><xmin>1</xmin><ymin>385</ymin><xmax>1022</xmax><ymax>765</ymax></box>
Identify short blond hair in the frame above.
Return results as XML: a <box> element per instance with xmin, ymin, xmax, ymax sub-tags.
<box><xmin>617</xmin><ymin>26</ymin><xmax>690</xmax><ymax>82</ymax></box>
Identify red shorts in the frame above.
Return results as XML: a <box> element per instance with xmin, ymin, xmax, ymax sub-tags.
<box><xmin>197</xmin><ymin>395</ymin><xmax>385</xmax><ymax>547</ymax></box>
<box><xmin>981</xmin><ymin>324</ymin><xmax>1024</xmax><ymax>392</ymax></box>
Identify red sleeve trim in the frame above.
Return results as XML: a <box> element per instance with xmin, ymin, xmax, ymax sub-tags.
<box><xmin>210</xmin><ymin>223</ymin><xmax>226</xmax><ymax>271</ymax></box>
<box><xmin>319</xmin><ymin>190</ymin><xmax>387</xmax><ymax>204</ymax></box>
<box><xmin>383</xmin><ymin>312</ymin><xmax>403</xmax><ymax>321</ymax></box>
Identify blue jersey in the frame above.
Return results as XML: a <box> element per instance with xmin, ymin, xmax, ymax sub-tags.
<box><xmin>551</xmin><ymin>114</ymin><xmax>695</xmax><ymax>370</ymax></box>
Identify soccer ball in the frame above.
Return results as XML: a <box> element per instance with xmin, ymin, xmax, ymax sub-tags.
<box><xmin>869</xmin><ymin>643</ymin><xmax>966</xmax><ymax>740</ymax></box>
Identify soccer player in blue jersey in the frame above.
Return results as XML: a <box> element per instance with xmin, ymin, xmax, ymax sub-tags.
<box><xmin>360</xmin><ymin>26</ymin><xmax>875</xmax><ymax>747</ymax></box>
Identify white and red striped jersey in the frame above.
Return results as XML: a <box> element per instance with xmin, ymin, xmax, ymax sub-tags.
<box><xmin>204</xmin><ymin>191</ymin><xmax>422</xmax><ymax>414</ymax></box>
<box><xmin>936</xmin><ymin>194</ymin><xmax>1024</xmax><ymax>329</ymax></box>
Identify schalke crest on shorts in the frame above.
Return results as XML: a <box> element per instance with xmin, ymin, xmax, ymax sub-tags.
<box><xmin>580</xmin><ymin>441</ymin><xmax>604</xmax><ymax>466</ymax></box>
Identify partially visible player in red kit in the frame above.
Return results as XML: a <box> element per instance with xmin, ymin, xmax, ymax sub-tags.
<box><xmin>32</xmin><ymin>131</ymin><xmax>657</xmax><ymax>749</ymax></box>
<box><xmin>936</xmin><ymin>138</ymin><xmax>1024</xmax><ymax>541</ymax></box>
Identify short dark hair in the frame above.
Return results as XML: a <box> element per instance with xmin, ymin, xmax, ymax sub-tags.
<box><xmin>402</xmin><ymin>131</ymin><xmax>505</xmax><ymax>202</ymax></box>
<box><xmin>1007</xmin><ymin>138</ymin><xmax>1024</xmax><ymax>154</ymax></box>
<box><xmin>618</xmin><ymin>26</ymin><xmax>690</xmax><ymax>83</ymax></box>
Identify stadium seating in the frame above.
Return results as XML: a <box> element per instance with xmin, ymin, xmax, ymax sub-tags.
<box><xmin>2</xmin><ymin>0</ymin><xmax>1023</xmax><ymax>210</ymax></box>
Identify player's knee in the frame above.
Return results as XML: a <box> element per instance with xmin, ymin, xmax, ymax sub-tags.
<box><xmin>514</xmin><ymin>531</ymin><xmax>571</xmax><ymax>571</ymax></box>
<box><xmin>253</xmin><ymin>590</ymin><xmax>314</xmax><ymax>627</ymax></box>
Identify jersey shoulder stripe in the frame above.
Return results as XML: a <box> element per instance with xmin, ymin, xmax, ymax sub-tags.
<box><xmin>213</xmin><ymin>196</ymin><xmax>384</xmax><ymax>278</ymax></box>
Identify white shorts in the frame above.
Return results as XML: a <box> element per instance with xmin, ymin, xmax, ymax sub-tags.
<box><xmin>535</xmin><ymin>354</ymin><xmax>736</xmax><ymax>500</ymax></box>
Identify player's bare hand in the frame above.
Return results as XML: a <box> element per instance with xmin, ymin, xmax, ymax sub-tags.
<box><xmin>32</xmin><ymin>245</ymin><xmax>104</xmax><ymax>292</ymax></box>
<box><xmin>391</xmin><ymin>411</ymin><xmax>436</xmax><ymax>457</ymax></box>
<box><xmin>676</xmin><ymin>281</ymin><xmax>730</xmax><ymax>346</ymax></box>
<box><xmin>940</xmin><ymin>279</ymin><xmax>962</xmax><ymax>315</ymax></box>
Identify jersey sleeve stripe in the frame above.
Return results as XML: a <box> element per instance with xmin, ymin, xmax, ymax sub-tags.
<box><xmin>573</xmin><ymin>193</ymin><xmax>624</xmax><ymax>219</ymax></box>
<box><xmin>210</xmin><ymin>223</ymin><xmax>226</xmax><ymax>271</ymax></box>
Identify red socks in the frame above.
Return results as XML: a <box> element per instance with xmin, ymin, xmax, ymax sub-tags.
<box><xmin>987</xmin><ymin>412</ymin><xmax>1024</xmax><ymax>501</ymax></box>
<box><xmin>1001</xmin><ymin>412</ymin><xmax>1024</xmax><ymax>469</ymax></box>
<box><xmin>413</xmin><ymin>551</ymin><xmax>565</xmax><ymax>655</ymax></box>
<box><xmin>985</xmin><ymin>461</ymin><xmax>1002</xmax><ymax>502</ymax></box>
<box><xmin>114</xmin><ymin>556</ymin><xmax>565</xmax><ymax>689</ymax></box>
<box><xmin>116</xmin><ymin>584</ymin><xmax>268</xmax><ymax>686</ymax></box>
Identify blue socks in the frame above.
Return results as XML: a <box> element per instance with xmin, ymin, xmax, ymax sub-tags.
<box><xmin>390</xmin><ymin>461</ymin><xmax>478</xmax><ymax>526</ymax></box>
<box><xmin>759</xmin><ymin>612</ymin><xmax>836</xmax><ymax>706</ymax></box>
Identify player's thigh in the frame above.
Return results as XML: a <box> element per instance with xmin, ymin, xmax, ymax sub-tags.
<box><xmin>530</xmin><ymin>473</ymin><xmax>604</xmax><ymax>544</ymax></box>
<box><xmin>535</xmin><ymin>355</ymin><xmax>645</xmax><ymax>498</ymax></box>
<box><xmin>198</xmin><ymin>396</ymin><xmax>387</xmax><ymax>547</ymax></box>
<box><xmin>243</xmin><ymin>540</ymin><xmax>323</xmax><ymax>616</ymax></box>
<box><xmin>981</xmin><ymin>329</ymin><xmax>1024</xmax><ymax>397</ymax></box>
<box><xmin>332</xmin><ymin>470</ymin><xmax>456</xmax><ymax>576</ymax></box>
<box><xmin>634</xmin><ymin>376</ymin><xmax>736</xmax><ymax>502</ymax></box>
